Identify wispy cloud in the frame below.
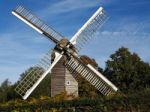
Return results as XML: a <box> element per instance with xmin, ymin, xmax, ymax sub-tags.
<box><xmin>0</xmin><ymin>31</ymin><xmax>52</xmax><ymax>83</ymax></box>
<box><xmin>39</xmin><ymin>0</ymin><xmax>101</xmax><ymax>17</ymax></box>
<box><xmin>81</xmin><ymin>17</ymin><xmax>150</xmax><ymax>68</ymax></box>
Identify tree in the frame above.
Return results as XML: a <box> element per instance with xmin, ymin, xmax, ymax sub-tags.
<box><xmin>0</xmin><ymin>79</ymin><xmax>17</xmax><ymax>102</ymax></box>
<box><xmin>31</xmin><ymin>73</ymin><xmax>51</xmax><ymax>98</ymax></box>
<box><xmin>104</xmin><ymin>47</ymin><xmax>150</xmax><ymax>93</ymax></box>
<box><xmin>80</xmin><ymin>55</ymin><xmax>98</xmax><ymax>68</ymax></box>
<box><xmin>18</xmin><ymin>66</ymin><xmax>51</xmax><ymax>98</ymax></box>
<box><xmin>1</xmin><ymin>79</ymin><xmax>11</xmax><ymax>89</ymax></box>
<box><xmin>78</xmin><ymin>55</ymin><xmax>103</xmax><ymax>98</ymax></box>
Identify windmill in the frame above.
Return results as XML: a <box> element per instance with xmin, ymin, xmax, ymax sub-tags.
<box><xmin>12</xmin><ymin>5</ymin><xmax>118</xmax><ymax>100</ymax></box>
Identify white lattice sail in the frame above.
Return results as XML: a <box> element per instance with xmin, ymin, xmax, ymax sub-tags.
<box><xmin>70</xmin><ymin>7</ymin><xmax>109</xmax><ymax>52</ymax></box>
<box><xmin>15</xmin><ymin>50</ymin><xmax>63</xmax><ymax>99</ymax></box>
<box><xmin>66</xmin><ymin>56</ymin><xmax>118</xmax><ymax>95</ymax></box>
<box><xmin>12</xmin><ymin>6</ymin><xmax>63</xmax><ymax>43</ymax></box>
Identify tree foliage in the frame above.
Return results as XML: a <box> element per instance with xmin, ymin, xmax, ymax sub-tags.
<box><xmin>0</xmin><ymin>89</ymin><xmax>150</xmax><ymax>112</ymax></box>
<box><xmin>19</xmin><ymin>66</ymin><xmax>51</xmax><ymax>98</ymax></box>
<box><xmin>0</xmin><ymin>79</ymin><xmax>19</xmax><ymax>102</ymax></box>
<box><xmin>80</xmin><ymin>55</ymin><xmax>98</xmax><ymax>68</ymax></box>
<box><xmin>78</xmin><ymin>55</ymin><xmax>103</xmax><ymax>98</ymax></box>
<box><xmin>104</xmin><ymin>47</ymin><xmax>150</xmax><ymax>93</ymax></box>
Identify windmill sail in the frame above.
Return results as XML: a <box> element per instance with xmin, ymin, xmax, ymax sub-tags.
<box><xmin>66</xmin><ymin>56</ymin><xmax>118</xmax><ymax>95</ymax></box>
<box><xmin>12</xmin><ymin>6</ymin><xmax>63</xmax><ymax>44</ymax></box>
<box><xmin>70</xmin><ymin>7</ymin><xmax>108</xmax><ymax>52</ymax></box>
<box><xmin>15</xmin><ymin>50</ymin><xmax>62</xmax><ymax>99</ymax></box>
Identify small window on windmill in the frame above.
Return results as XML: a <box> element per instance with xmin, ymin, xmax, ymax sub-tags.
<box><xmin>66</xmin><ymin>81</ymin><xmax>70</xmax><ymax>85</ymax></box>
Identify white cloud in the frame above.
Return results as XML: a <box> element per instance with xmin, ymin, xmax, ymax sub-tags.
<box><xmin>39</xmin><ymin>0</ymin><xmax>101</xmax><ymax>17</ymax></box>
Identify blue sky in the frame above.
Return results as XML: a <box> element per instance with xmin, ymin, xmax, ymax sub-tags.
<box><xmin>0</xmin><ymin>0</ymin><xmax>150</xmax><ymax>84</ymax></box>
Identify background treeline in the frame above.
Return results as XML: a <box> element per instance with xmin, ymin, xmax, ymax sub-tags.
<box><xmin>0</xmin><ymin>47</ymin><xmax>150</xmax><ymax>111</ymax></box>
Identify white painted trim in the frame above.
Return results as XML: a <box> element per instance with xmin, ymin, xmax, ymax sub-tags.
<box><xmin>12</xmin><ymin>11</ymin><xmax>43</xmax><ymax>34</ymax></box>
<box><xmin>87</xmin><ymin>64</ymin><xmax>118</xmax><ymax>91</ymax></box>
<box><xmin>23</xmin><ymin>54</ymin><xmax>62</xmax><ymax>100</ymax></box>
<box><xmin>70</xmin><ymin>7</ymin><xmax>103</xmax><ymax>45</ymax></box>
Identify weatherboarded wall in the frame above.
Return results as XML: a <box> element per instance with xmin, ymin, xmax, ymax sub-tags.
<box><xmin>51</xmin><ymin>56</ymin><xmax>78</xmax><ymax>97</ymax></box>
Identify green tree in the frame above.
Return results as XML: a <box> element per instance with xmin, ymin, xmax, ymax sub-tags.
<box><xmin>1</xmin><ymin>79</ymin><xmax>11</xmax><ymax>89</ymax></box>
<box><xmin>104</xmin><ymin>47</ymin><xmax>150</xmax><ymax>93</ymax></box>
<box><xmin>0</xmin><ymin>79</ymin><xmax>17</xmax><ymax>102</ymax></box>
<box><xmin>78</xmin><ymin>55</ymin><xmax>103</xmax><ymax>98</ymax></box>
<box><xmin>31</xmin><ymin>73</ymin><xmax>51</xmax><ymax>98</ymax></box>
<box><xmin>18</xmin><ymin>66</ymin><xmax>51</xmax><ymax>98</ymax></box>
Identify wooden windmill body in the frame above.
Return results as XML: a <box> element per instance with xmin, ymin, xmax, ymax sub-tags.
<box><xmin>51</xmin><ymin>56</ymin><xmax>78</xmax><ymax>97</ymax></box>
